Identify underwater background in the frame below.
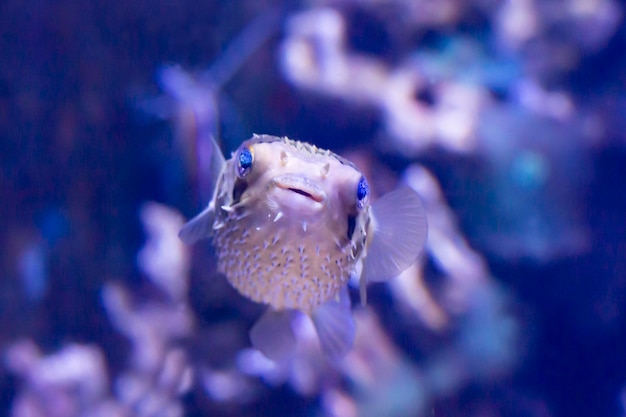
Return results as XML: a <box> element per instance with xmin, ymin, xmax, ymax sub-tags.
<box><xmin>1</xmin><ymin>0</ymin><xmax>626</xmax><ymax>416</ymax></box>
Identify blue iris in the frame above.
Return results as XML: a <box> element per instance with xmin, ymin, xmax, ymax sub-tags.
<box><xmin>357</xmin><ymin>176</ymin><xmax>369</xmax><ymax>209</ymax></box>
<box><xmin>237</xmin><ymin>147</ymin><xmax>253</xmax><ymax>177</ymax></box>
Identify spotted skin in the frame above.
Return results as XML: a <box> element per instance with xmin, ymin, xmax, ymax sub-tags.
<box><xmin>211</xmin><ymin>135</ymin><xmax>368</xmax><ymax>314</ymax></box>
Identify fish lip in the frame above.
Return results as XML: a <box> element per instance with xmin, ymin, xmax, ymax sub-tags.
<box><xmin>272</xmin><ymin>175</ymin><xmax>326</xmax><ymax>203</ymax></box>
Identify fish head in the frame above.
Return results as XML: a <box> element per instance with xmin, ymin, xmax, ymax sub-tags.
<box><xmin>213</xmin><ymin>135</ymin><xmax>371</xmax><ymax>311</ymax></box>
<box><xmin>224</xmin><ymin>135</ymin><xmax>370</xmax><ymax>234</ymax></box>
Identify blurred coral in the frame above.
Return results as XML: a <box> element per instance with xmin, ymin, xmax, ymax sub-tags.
<box><xmin>2</xmin><ymin>0</ymin><xmax>625</xmax><ymax>416</ymax></box>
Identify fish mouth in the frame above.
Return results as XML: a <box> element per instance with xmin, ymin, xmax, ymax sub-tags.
<box><xmin>273</xmin><ymin>175</ymin><xmax>326</xmax><ymax>203</ymax></box>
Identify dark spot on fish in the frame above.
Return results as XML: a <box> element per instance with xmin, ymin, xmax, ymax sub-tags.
<box><xmin>347</xmin><ymin>214</ymin><xmax>356</xmax><ymax>241</ymax></box>
<box><xmin>232</xmin><ymin>178</ymin><xmax>248</xmax><ymax>203</ymax></box>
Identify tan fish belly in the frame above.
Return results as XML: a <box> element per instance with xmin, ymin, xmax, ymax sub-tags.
<box><xmin>213</xmin><ymin>221</ymin><xmax>353</xmax><ymax>314</ymax></box>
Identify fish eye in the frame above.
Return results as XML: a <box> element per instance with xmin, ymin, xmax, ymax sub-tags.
<box><xmin>356</xmin><ymin>176</ymin><xmax>369</xmax><ymax>209</ymax></box>
<box><xmin>236</xmin><ymin>146</ymin><xmax>254</xmax><ymax>178</ymax></box>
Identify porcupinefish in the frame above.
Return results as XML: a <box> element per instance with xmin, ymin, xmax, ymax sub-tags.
<box><xmin>179</xmin><ymin>134</ymin><xmax>428</xmax><ymax>361</ymax></box>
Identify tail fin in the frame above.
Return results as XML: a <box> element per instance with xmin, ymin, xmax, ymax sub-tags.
<box><xmin>249</xmin><ymin>309</ymin><xmax>297</xmax><ymax>362</ymax></box>
<box><xmin>311</xmin><ymin>287</ymin><xmax>355</xmax><ymax>362</ymax></box>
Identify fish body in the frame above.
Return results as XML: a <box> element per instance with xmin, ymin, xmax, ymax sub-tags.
<box><xmin>212</xmin><ymin>136</ymin><xmax>368</xmax><ymax>313</ymax></box>
<box><xmin>180</xmin><ymin>134</ymin><xmax>428</xmax><ymax>361</ymax></box>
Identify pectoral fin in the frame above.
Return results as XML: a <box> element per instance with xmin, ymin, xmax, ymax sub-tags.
<box><xmin>362</xmin><ymin>187</ymin><xmax>428</xmax><ymax>283</ymax></box>
<box><xmin>207</xmin><ymin>135</ymin><xmax>226</xmax><ymax>191</ymax></box>
<box><xmin>311</xmin><ymin>287</ymin><xmax>355</xmax><ymax>362</ymax></box>
<box><xmin>178</xmin><ymin>204</ymin><xmax>216</xmax><ymax>244</ymax></box>
<box><xmin>178</xmin><ymin>133</ymin><xmax>225</xmax><ymax>245</ymax></box>
<box><xmin>249</xmin><ymin>309</ymin><xmax>297</xmax><ymax>362</ymax></box>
